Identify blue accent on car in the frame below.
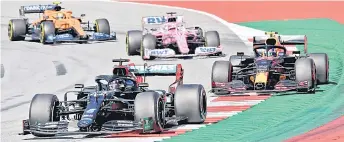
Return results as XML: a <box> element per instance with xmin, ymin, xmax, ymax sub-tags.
<box><xmin>77</xmin><ymin>92</ymin><xmax>109</xmax><ymax>128</ymax></box>
<box><xmin>55</xmin><ymin>33</ymin><xmax>74</xmax><ymax>41</ymax></box>
<box><xmin>91</xmin><ymin>32</ymin><xmax>116</xmax><ymax>40</ymax></box>
<box><xmin>256</xmin><ymin>60</ymin><xmax>272</xmax><ymax>70</ymax></box>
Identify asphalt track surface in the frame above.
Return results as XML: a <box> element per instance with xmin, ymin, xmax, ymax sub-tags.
<box><xmin>1</xmin><ymin>1</ymin><xmax>250</xmax><ymax>142</ymax></box>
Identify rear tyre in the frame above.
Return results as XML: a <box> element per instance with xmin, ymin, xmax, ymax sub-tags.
<box><xmin>141</xmin><ymin>34</ymin><xmax>157</xmax><ymax>60</ymax></box>
<box><xmin>8</xmin><ymin>19</ymin><xmax>26</xmax><ymax>41</ymax></box>
<box><xmin>29</xmin><ymin>94</ymin><xmax>59</xmax><ymax>137</ymax></box>
<box><xmin>95</xmin><ymin>18</ymin><xmax>110</xmax><ymax>35</ymax></box>
<box><xmin>308</xmin><ymin>53</ymin><xmax>329</xmax><ymax>84</ymax></box>
<box><xmin>126</xmin><ymin>30</ymin><xmax>142</xmax><ymax>56</ymax></box>
<box><xmin>205</xmin><ymin>31</ymin><xmax>220</xmax><ymax>47</ymax></box>
<box><xmin>211</xmin><ymin>61</ymin><xmax>232</xmax><ymax>95</ymax></box>
<box><xmin>295</xmin><ymin>58</ymin><xmax>316</xmax><ymax>93</ymax></box>
<box><xmin>174</xmin><ymin>84</ymin><xmax>207</xmax><ymax>123</ymax></box>
<box><xmin>40</xmin><ymin>21</ymin><xmax>55</xmax><ymax>44</ymax></box>
<box><xmin>229</xmin><ymin>55</ymin><xmax>250</xmax><ymax>72</ymax></box>
<box><xmin>134</xmin><ymin>92</ymin><xmax>164</xmax><ymax>133</ymax></box>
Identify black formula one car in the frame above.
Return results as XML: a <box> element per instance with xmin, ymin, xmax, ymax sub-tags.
<box><xmin>20</xmin><ymin>61</ymin><xmax>207</xmax><ymax>137</ymax></box>
<box><xmin>211</xmin><ymin>35</ymin><xmax>329</xmax><ymax>95</ymax></box>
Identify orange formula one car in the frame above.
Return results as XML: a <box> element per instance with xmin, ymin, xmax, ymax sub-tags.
<box><xmin>8</xmin><ymin>2</ymin><xmax>116</xmax><ymax>44</ymax></box>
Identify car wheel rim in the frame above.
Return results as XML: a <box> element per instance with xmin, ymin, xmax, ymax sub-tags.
<box><xmin>8</xmin><ymin>22</ymin><xmax>13</xmax><ymax>40</ymax></box>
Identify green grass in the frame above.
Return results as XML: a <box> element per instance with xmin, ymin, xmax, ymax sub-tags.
<box><xmin>163</xmin><ymin>18</ymin><xmax>344</xmax><ymax>142</ymax></box>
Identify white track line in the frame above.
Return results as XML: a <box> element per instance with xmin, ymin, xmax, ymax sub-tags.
<box><xmin>208</xmin><ymin>100</ymin><xmax>264</xmax><ymax>107</ymax></box>
<box><xmin>207</xmin><ymin>111</ymin><xmax>242</xmax><ymax>117</ymax></box>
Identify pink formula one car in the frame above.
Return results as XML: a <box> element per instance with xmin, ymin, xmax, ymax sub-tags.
<box><xmin>126</xmin><ymin>12</ymin><xmax>222</xmax><ymax>60</ymax></box>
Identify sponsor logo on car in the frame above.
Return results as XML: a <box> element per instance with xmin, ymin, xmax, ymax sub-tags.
<box><xmin>150</xmin><ymin>49</ymin><xmax>169</xmax><ymax>56</ymax></box>
<box><xmin>199</xmin><ymin>47</ymin><xmax>216</xmax><ymax>53</ymax></box>
<box><xmin>82</xmin><ymin>114</ymin><xmax>93</xmax><ymax>118</ymax></box>
<box><xmin>23</xmin><ymin>5</ymin><xmax>54</xmax><ymax>11</ymax></box>
<box><xmin>86</xmin><ymin>108</ymin><xmax>96</xmax><ymax>113</ymax></box>
<box><xmin>56</xmin><ymin>34</ymin><xmax>72</xmax><ymax>39</ymax></box>
<box><xmin>145</xmin><ymin>16</ymin><xmax>166</xmax><ymax>24</ymax></box>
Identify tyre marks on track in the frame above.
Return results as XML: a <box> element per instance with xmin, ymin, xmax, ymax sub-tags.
<box><xmin>52</xmin><ymin>61</ymin><xmax>67</xmax><ymax>76</ymax></box>
<box><xmin>1</xmin><ymin>64</ymin><xmax>4</xmax><ymax>78</ymax></box>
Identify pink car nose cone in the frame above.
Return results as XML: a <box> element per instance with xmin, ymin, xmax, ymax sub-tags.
<box><xmin>178</xmin><ymin>43</ymin><xmax>189</xmax><ymax>53</ymax></box>
<box><xmin>176</xmin><ymin>34</ymin><xmax>189</xmax><ymax>54</ymax></box>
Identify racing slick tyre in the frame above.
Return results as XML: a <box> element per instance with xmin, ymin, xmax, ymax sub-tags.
<box><xmin>134</xmin><ymin>92</ymin><xmax>165</xmax><ymax>133</ymax></box>
<box><xmin>295</xmin><ymin>58</ymin><xmax>317</xmax><ymax>93</ymax></box>
<box><xmin>8</xmin><ymin>19</ymin><xmax>26</xmax><ymax>41</ymax></box>
<box><xmin>95</xmin><ymin>18</ymin><xmax>110</xmax><ymax>35</ymax></box>
<box><xmin>174</xmin><ymin>84</ymin><xmax>207</xmax><ymax>123</ymax></box>
<box><xmin>29</xmin><ymin>94</ymin><xmax>60</xmax><ymax>137</ymax></box>
<box><xmin>40</xmin><ymin>21</ymin><xmax>55</xmax><ymax>44</ymax></box>
<box><xmin>141</xmin><ymin>34</ymin><xmax>157</xmax><ymax>60</ymax></box>
<box><xmin>308</xmin><ymin>53</ymin><xmax>329</xmax><ymax>84</ymax></box>
<box><xmin>205</xmin><ymin>31</ymin><xmax>220</xmax><ymax>47</ymax></box>
<box><xmin>229</xmin><ymin>55</ymin><xmax>250</xmax><ymax>72</ymax></box>
<box><xmin>211</xmin><ymin>61</ymin><xmax>232</xmax><ymax>95</ymax></box>
<box><xmin>126</xmin><ymin>30</ymin><xmax>143</xmax><ymax>56</ymax></box>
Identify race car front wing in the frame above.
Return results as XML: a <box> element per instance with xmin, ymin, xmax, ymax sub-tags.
<box><xmin>143</xmin><ymin>46</ymin><xmax>223</xmax><ymax>59</ymax></box>
<box><xmin>210</xmin><ymin>80</ymin><xmax>311</xmax><ymax>95</ymax></box>
<box><xmin>44</xmin><ymin>32</ymin><xmax>117</xmax><ymax>44</ymax></box>
<box><xmin>19</xmin><ymin>117</ymin><xmax>156</xmax><ymax>136</ymax></box>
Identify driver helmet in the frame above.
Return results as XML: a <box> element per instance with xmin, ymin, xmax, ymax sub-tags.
<box><xmin>268</xmin><ymin>48</ymin><xmax>277</xmax><ymax>57</ymax></box>
<box><xmin>56</xmin><ymin>12</ymin><xmax>65</xmax><ymax>20</ymax></box>
<box><xmin>109</xmin><ymin>79</ymin><xmax>125</xmax><ymax>91</ymax></box>
<box><xmin>275</xmin><ymin>48</ymin><xmax>284</xmax><ymax>56</ymax></box>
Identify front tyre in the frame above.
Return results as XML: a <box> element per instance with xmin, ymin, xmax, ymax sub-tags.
<box><xmin>94</xmin><ymin>18</ymin><xmax>110</xmax><ymax>35</ymax></box>
<box><xmin>126</xmin><ymin>30</ymin><xmax>142</xmax><ymax>56</ymax></box>
<box><xmin>141</xmin><ymin>34</ymin><xmax>157</xmax><ymax>60</ymax></box>
<box><xmin>174</xmin><ymin>84</ymin><xmax>207</xmax><ymax>123</ymax></box>
<box><xmin>295</xmin><ymin>58</ymin><xmax>316</xmax><ymax>93</ymax></box>
<box><xmin>211</xmin><ymin>61</ymin><xmax>232</xmax><ymax>95</ymax></box>
<box><xmin>134</xmin><ymin>92</ymin><xmax>165</xmax><ymax>133</ymax></box>
<box><xmin>29</xmin><ymin>94</ymin><xmax>60</xmax><ymax>137</ymax></box>
<box><xmin>40</xmin><ymin>21</ymin><xmax>55</xmax><ymax>44</ymax></box>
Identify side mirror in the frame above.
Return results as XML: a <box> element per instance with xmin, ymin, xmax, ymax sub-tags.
<box><xmin>19</xmin><ymin>9</ymin><xmax>24</xmax><ymax>16</ymax></box>
<box><xmin>237</xmin><ymin>52</ymin><xmax>244</xmax><ymax>56</ymax></box>
<box><xmin>75</xmin><ymin>84</ymin><xmax>84</xmax><ymax>88</ymax></box>
<box><xmin>292</xmin><ymin>51</ymin><xmax>300</xmax><ymax>54</ymax></box>
<box><xmin>138</xmin><ymin>83</ymin><xmax>149</xmax><ymax>88</ymax></box>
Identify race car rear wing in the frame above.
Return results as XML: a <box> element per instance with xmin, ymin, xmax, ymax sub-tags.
<box><xmin>128</xmin><ymin>64</ymin><xmax>180</xmax><ymax>76</ymax></box>
<box><xmin>129</xmin><ymin>63</ymin><xmax>183</xmax><ymax>92</ymax></box>
<box><xmin>19</xmin><ymin>1</ymin><xmax>64</xmax><ymax>16</ymax></box>
<box><xmin>142</xmin><ymin>16</ymin><xmax>166</xmax><ymax>25</ymax></box>
<box><xmin>19</xmin><ymin>5</ymin><xmax>56</xmax><ymax>16</ymax></box>
<box><xmin>141</xmin><ymin>15</ymin><xmax>184</xmax><ymax>29</ymax></box>
<box><xmin>253</xmin><ymin>35</ymin><xmax>308</xmax><ymax>53</ymax></box>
